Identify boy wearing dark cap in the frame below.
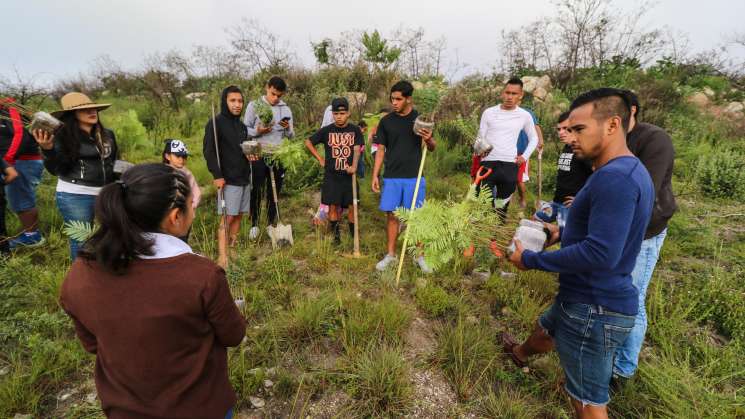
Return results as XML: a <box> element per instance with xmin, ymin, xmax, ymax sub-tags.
<box><xmin>163</xmin><ymin>139</ymin><xmax>201</xmax><ymax>210</ymax></box>
<box><xmin>305</xmin><ymin>98</ymin><xmax>364</xmax><ymax>245</ymax></box>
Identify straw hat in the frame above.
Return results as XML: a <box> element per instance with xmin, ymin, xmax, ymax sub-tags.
<box><xmin>52</xmin><ymin>92</ymin><xmax>110</xmax><ymax>118</ymax></box>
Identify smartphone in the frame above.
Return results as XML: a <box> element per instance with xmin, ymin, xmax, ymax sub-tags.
<box><xmin>281</xmin><ymin>116</ymin><xmax>291</xmax><ymax>122</ymax></box>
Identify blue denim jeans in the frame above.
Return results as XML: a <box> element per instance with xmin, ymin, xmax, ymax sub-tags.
<box><xmin>56</xmin><ymin>191</ymin><xmax>97</xmax><ymax>260</ymax></box>
<box><xmin>225</xmin><ymin>408</ymin><xmax>233</xmax><ymax>419</ymax></box>
<box><xmin>539</xmin><ymin>301</ymin><xmax>635</xmax><ymax>406</ymax></box>
<box><xmin>613</xmin><ymin>228</ymin><xmax>667</xmax><ymax>378</ymax></box>
<box><xmin>534</xmin><ymin>201</ymin><xmax>569</xmax><ymax>228</ymax></box>
<box><xmin>5</xmin><ymin>159</ymin><xmax>44</xmax><ymax>212</ymax></box>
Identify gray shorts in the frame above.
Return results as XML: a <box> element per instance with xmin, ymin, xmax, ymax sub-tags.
<box><xmin>217</xmin><ymin>184</ymin><xmax>251</xmax><ymax>215</ymax></box>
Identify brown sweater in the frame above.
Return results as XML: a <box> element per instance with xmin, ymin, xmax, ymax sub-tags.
<box><xmin>60</xmin><ymin>253</ymin><xmax>247</xmax><ymax>419</ymax></box>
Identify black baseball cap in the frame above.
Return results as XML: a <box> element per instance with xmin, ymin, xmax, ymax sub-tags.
<box><xmin>331</xmin><ymin>97</ymin><xmax>349</xmax><ymax>112</ymax></box>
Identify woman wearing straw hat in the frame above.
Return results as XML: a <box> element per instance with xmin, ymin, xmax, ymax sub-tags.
<box><xmin>32</xmin><ymin>92</ymin><xmax>118</xmax><ymax>259</ymax></box>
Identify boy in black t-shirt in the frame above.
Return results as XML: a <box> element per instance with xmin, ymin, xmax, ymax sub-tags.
<box><xmin>534</xmin><ymin>111</ymin><xmax>593</xmax><ymax>226</ymax></box>
<box><xmin>371</xmin><ymin>81</ymin><xmax>436</xmax><ymax>273</ymax></box>
<box><xmin>305</xmin><ymin>98</ymin><xmax>364</xmax><ymax>245</ymax></box>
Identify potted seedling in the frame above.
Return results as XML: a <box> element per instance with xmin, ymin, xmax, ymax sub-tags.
<box><xmin>412</xmin><ymin>87</ymin><xmax>441</xmax><ymax>134</ymax></box>
<box><xmin>0</xmin><ymin>99</ymin><xmax>64</xmax><ymax>134</ymax></box>
<box><xmin>254</xmin><ymin>99</ymin><xmax>275</xmax><ymax>129</ymax></box>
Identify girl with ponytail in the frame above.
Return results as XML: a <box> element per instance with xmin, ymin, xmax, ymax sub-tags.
<box><xmin>61</xmin><ymin>163</ymin><xmax>246</xmax><ymax>419</ymax></box>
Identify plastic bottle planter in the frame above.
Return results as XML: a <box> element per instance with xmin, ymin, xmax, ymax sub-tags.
<box><xmin>473</xmin><ymin>136</ymin><xmax>493</xmax><ymax>156</ymax></box>
<box><xmin>413</xmin><ymin>116</ymin><xmax>435</xmax><ymax>135</ymax></box>
<box><xmin>30</xmin><ymin>112</ymin><xmax>63</xmax><ymax>134</ymax></box>
<box><xmin>241</xmin><ymin>140</ymin><xmax>262</xmax><ymax>157</ymax></box>
<box><xmin>507</xmin><ymin>219</ymin><xmax>547</xmax><ymax>255</ymax></box>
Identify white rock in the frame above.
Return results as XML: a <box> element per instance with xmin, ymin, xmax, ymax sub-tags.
<box><xmin>57</xmin><ymin>390</ymin><xmax>75</xmax><ymax>402</ymax></box>
<box><xmin>703</xmin><ymin>87</ymin><xmax>716</xmax><ymax>98</ymax></box>
<box><xmin>0</xmin><ymin>366</ymin><xmax>9</xmax><ymax>375</ymax></box>
<box><xmin>536</xmin><ymin>75</ymin><xmax>552</xmax><ymax>91</ymax></box>
<box><xmin>521</xmin><ymin>76</ymin><xmax>538</xmax><ymax>93</ymax></box>
<box><xmin>264</xmin><ymin>379</ymin><xmax>274</xmax><ymax>388</ymax></box>
<box><xmin>86</xmin><ymin>392</ymin><xmax>97</xmax><ymax>403</ymax></box>
<box><xmin>249</xmin><ymin>396</ymin><xmax>266</xmax><ymax>408</ymax></box>
<box><xmin>687</xmin><ymin>92</ymin><xmax>710</xmax><ymax>108</ymax></box>
<box><xmin>723</xmin><ymin>101</ymin><xmax>744</xmax><ymax>115</ymax></box>
<box><xmin>533</xmin><ymin>86</ymin><xmax>549</xmax><ymax>101</ymax></box>
<box><xmin>185</xmin><ymin>92</ymin><xmax>207</xmax><ymax>101</ymax></box>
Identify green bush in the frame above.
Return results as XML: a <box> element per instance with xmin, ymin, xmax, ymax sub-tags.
<box><xmin>106</xmin><ymin>109</ymin><xmax>150</xmax><ymax>159</ymax></box>
<box><xmin>696</xmin><ymin>151</ymin><xmax>745</xmax><ymax>199</ymax></box>
<box><xmin>415</xmin><ymin>283</ymin><xmax>458</xmax><ymax>318</ymax></box>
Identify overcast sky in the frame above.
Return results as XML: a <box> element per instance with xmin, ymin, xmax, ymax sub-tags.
<box><xmin>3</xmin><ymin>0</ymin><xmax>743</xmax><ymax>86</ymax></box>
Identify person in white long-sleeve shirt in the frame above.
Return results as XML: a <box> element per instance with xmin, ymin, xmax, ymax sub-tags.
<box><xmin>477</xmin><ymin>78</ymin><xmax>539</xmax><ymax>218</ymax></box>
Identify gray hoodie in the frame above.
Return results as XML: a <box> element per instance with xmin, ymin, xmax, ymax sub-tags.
<box><xmin>243</xmin><ymin>96</ymin><xmax>295</xmax><ymax>147</ymax></box>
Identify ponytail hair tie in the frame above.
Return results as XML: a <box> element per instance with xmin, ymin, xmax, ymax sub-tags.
<box><xmin>116</xmin><ymin>179</ymin><xmax>128</xmax><ymax>192</ymax></box>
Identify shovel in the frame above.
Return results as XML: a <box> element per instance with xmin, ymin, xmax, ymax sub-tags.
<box><xmin>266</xmin><ymin>164</ymin><xmax>293</xmax><ymax>249</ymax></box>
<box><xmin>352</xmin><ymin>173</ymin><xmax>361</xmax><ymax>257</ymax></box>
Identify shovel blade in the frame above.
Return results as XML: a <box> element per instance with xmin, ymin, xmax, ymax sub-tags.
<box><xmin>267</xmin><ymin>223</ymin><xmax>294</xmax><ymax>249</ymax></box>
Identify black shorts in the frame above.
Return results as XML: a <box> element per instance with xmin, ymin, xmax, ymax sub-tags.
<box><xmin>480</xmin><ymin>160</ymin><xmax>519</xmax><ymax>200</ymax></box>
<box><xmin>321</xmin><ymin>172</ymin><xmax>357</xmax><ymax>208</ymax></box>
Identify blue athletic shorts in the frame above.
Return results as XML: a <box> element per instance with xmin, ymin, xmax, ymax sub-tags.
<box><xmin>379</xmin><ymin>177</ymin><xmax>425</xmax><ymax>212</ymax></box>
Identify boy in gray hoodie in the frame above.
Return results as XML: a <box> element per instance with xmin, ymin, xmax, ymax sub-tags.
<box><xmin>243</xmin><ymin>76</ymin><xmax>295</xmax><ymax>239</ymax></box>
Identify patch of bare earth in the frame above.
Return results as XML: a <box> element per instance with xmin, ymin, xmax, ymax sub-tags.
<box><xmin>404</xmin><ymin>315</ymin><xmax>460</xmax><ymax>419</ymax></box>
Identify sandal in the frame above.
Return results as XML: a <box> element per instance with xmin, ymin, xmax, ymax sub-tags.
<box><xmin>501</xmin><ymin>332</ymin><xmax>528</xmax><ymax>368</ymax></box>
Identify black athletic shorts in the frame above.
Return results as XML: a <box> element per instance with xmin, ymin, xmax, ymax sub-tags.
<box><xmin>321</xmin><ymin>172</ymin><xmax>357</xmax><ymax>208</ymax></box>
<box><xmin>480</xmin><ymin>160</ymin><xmax>519</xmax><ymax>202</ymax></box>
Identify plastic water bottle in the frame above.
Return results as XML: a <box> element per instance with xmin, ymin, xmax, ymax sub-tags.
<box><xmin>507</xmin><ymin>219</ymin><xmax>547</xmax><ymax>254</ymax></box>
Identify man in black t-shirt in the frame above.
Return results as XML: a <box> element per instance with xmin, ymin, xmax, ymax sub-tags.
<box><xmin>371</xmin><ymin>81</ymin><xmax>436</xmax><ymax>272</ymax></box>
<box><xmin>305</xmin><ymin>98</ymin><xmax>364</xmax><ymax>245</ymax></box>
<box><xmin>534</xmin><ymin>111</ymin><xmax>593</xmax><ymax>226</ymax></box>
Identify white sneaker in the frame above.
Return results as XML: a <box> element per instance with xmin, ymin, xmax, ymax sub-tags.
<box><xmin>375</xmin><ymin>254</ymin><xmax>397</xmax><ymax>271</ymax></box>
<box><xmin>249</xmin><ymin>226</ymin><xmax>259</xmax><ymax>240</ymax></box>
<box><xmin>415</xmin><ymin>256</ymin><xmax>433</xmax><ymax>274</ymax></box>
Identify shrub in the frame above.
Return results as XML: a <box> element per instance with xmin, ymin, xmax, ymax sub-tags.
<box><xmin>696</xmin><ymin>151</ymin><xmax>745</xmax><ymax>199</ymax></box>
<box><xmin>415</xmin><ymin>283</ymin><xmax>458</xmax><ymax>318</ymax></box>
<box><xmin>106</xmin><ymin>109</ymin><xmax>150</xmax><ymax>158</ymax></box>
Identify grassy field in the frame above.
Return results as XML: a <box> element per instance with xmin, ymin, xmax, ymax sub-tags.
<box><xmin>1</xmin><ymin>101</ymin><xmax>745</xmax><ymax>418</ymax></box>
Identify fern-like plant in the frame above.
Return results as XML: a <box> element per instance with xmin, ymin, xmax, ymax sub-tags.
<box><xmin>264</xmin><ymin>139</ymin><xmax>306</xmax><ymax>174</ymax></box>
<box><xmin>63</xmin><ymin>220</ymin><xmax>95</xmax><ymax>242</ymax></box>
<box><xmin>254</xmin><ymin>99</ymin><xmax>274</xmax><ymax>126</ymax></box>
<box><xmin>396</xmin><ymin>189</ymin><xmax>512</xmax><ymax>271</ymax></box>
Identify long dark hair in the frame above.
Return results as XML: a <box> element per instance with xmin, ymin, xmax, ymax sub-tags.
<box><xmin>57</xmin><ymin>111</ymin><xmax>113</xmax><ymax>162</ymax></box>
<box><xmin>79</xmin><ymin>163</ymin><xmax>191</xmax><ymax>274</ymax></box>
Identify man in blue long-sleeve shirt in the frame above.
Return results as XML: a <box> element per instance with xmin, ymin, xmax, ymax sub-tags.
<box><xmin>504</xmin><ymin>88</ymin><xmax>654</xmax><ymax>419</ymax></box>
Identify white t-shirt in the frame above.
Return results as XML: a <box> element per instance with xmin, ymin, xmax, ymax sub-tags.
<box><xmin>56</xmin><ymin>179</ymin><xmax>101</xmax><ymax>195</ymax></box>
<box><xmin>478</xmin><ymin>105</ymin><xmax>539</xmax><ymax>163</ymax></box>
